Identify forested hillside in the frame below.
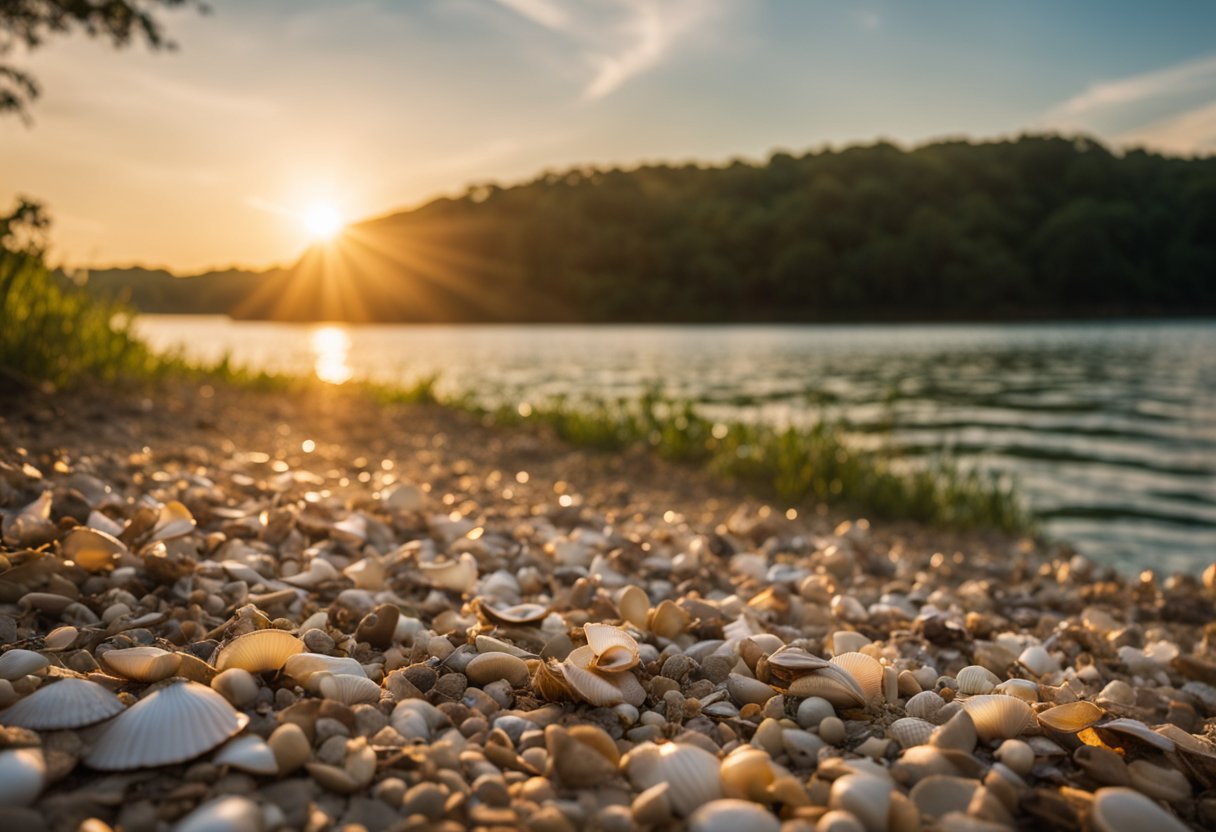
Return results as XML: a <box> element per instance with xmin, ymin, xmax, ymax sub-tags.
<box><xmin>88</xmin><ymin>135</ymin><xmax>1216</xmax><ymax>322</ymax></box>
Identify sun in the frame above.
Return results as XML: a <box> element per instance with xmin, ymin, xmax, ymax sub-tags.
<box><xmin>302</xmin><ymin>202</ymin><xmax>343</xmax><ymax>241</ymax></box>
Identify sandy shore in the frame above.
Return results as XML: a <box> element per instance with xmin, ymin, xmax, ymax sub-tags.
<box><xmin>0</xmin><ymin>380</ymin><xmax>1212</xmax><ymax>831</ymax></box>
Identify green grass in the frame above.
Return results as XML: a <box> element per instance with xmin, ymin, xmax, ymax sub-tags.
<box><xmin>0</xmin><ymin>247</ymin><xmax>1030</xmax><ymax>534</ymax></box>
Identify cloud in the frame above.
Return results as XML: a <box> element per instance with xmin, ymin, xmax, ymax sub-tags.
<box><xmin>1050</xmin><ymin>53</ymin><xmax>1216</xmax><ymax>118</ymax></box>
<box><xmin>488</xmin><ymin>0</ymin><xmax>725</xmax><ymax>100</ymax></box>
<box><xmin>1118</xmin><ymin>101</ymin><xmax>1216</xmax><ymax>156</ymax></box>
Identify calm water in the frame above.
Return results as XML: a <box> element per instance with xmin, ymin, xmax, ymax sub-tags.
<box><xmin>136</xmin><ymin>316</ymin><xmax>1216</xmax><ymax>575</ymax></box>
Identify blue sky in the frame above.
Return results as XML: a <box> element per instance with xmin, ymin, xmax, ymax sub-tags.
<box><xmin>3</xmin><ymin>0</ymin><xmax>1215</xmax><ymax>270</ymax></box>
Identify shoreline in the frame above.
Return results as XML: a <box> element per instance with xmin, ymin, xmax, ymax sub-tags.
<box><xmin>0</xmin><ymin>380</ymin><xmax>1212</xmax><ymax>830</ymax></box>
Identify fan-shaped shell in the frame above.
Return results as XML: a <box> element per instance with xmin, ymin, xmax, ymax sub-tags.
<box><xmin>960</xmin><ymin>694</ymin><xmax>1033</xmax><ymax>742</ymax></box>
<box><xmin>830</xmin><ymin>652</ymin><xmax>884</xmax><ymax>702</ymax></box>
<box><xmin>889</xmin><ymin>717</ymin><xmax>936</xmax><ymax>748</ymax></box>
<box><xmin>214</xmin><ymin>629</ymin><xmax>305</xmax><ymax>673</ymax></box>
<box><xmin>84</xmin><ymin>680</ymin><xmax>249</xmax><ymax>770</ymax></box>
<box><xmin>0</xmin><ymin>649</ymin><xmax>49</xmax><ymax>681</ymax></box>
<box><xmin>1088</xmin><ymin>787</ymin><xmax>1188</xmax><ymax>832</ymax></box>
<box><xmin>993</xmin><ymin>678</ymin><xmax>1039</xmax><ymax>702</ymax></box>
<box><xmin>465</xmin><ymin>652</ymin><xmax>530</xmax><ymax>688</ymax></box>
<box><xmin>60</xmin><ymin>526</ymin><xmax>127</xmax><ymax>572</ymax></box>
<box><xmin>0</xmin><ymin>678</ymin><xmax>125</xmax><ymax>729</ymax></box>
<box><xmin>906</xmin><ymin>690</ymin><xmax>947</xmax><ymax>723</ymax></box>
<box><xmin>560</xmin><ymin>662</ymin><xmax>644</xmax><ymax>707</ymax></box>
<box><xmin>584</xmin><ymin>624</ymin><xmax>640</xmax><ymax>673</ymax></box>
<box><xmin>955</xmin><ymin>665</ymin><xmax>1000</xmax><ymax>695</ymax></box>
<box><xmin>213</xmin><ymin>734</ymin><xmax>278</xmax><ymax>775</ymax></box>
<box><xmin>319</xmin><ymin>673</ymin><xmax>382</xmax><ymax>706</ymax></box>
<box><xmin>787</xmin><ymin>665</ymin><xmax>866</xmax><ymax>707</ymax></box>
<box><xmin>623</xmin><ymin>742</ymin><xmax>723</xmax><ymax>817</ymax></box>
<box><xmin>1037</xmin><ymin>701</ymin><xmax>1104</xmax><ymax>733</ymax></box>
<box><xmin>100</xmin><ymin>646</ymin><xmax>182</xmax><ymax>682</ymax></box>
<box><xmin>0</xmin><ymin>748</ymin><xmax>45</xmax><ymax>807</ymax></box>
<box><xmin>617</xmin><ymin>585</ymin><xmax>651</xmax><ymax>629</ymax></box>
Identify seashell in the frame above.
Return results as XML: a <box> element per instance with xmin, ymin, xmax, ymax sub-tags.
<box><xmin>561</xmin><ymin>661</ymin><xmax>645</xmax><ymax>707</ymax></box>
<box><xmin>1095</xmin><ymin>718</ymin><xmax>1175</xmax><ymax>753</ymax></box>
<box><xmin>149</xmin><ymin>500</ymin><xmax>195</xmax><ymax>542</ymax></box>
<box><xmin>830</xmin><ymin>652</ymin><xmax>884</xmax><ymax>702</ymax></box>
<box><xmin>831</xmin><ymin>631</ymin><xmax>872</xmax><ymax>656</ymax></box>
<box><xmin>617</xmin><ymin>585</ymin><xmax>650</xmax><ymax>629</ymax></box>
<box><xmin>465</xmin><ymin>652</ymin><xmax>529</xmax><ymax>688</ymax></box>
<box><xmin>909</xmin><ymin>774</ymin><xmax>980</xmax><ymax>819</ymax></box>
<box><xmin>281</xmin><ymin>557</ymin><xmax>340</xmax><ymax>588</ymax></box>
<box><xmin>85</xmin><ymin>680</ymin><xmax>249</xmax><ymax>770</ymax></box>
<box><xmin>100</xmin><ymin>646</ymin><xmax>182</xmax><ymax>682</ymax></box>
<box><xmin>0</xmin><ymin>748</ymin><xmax>45</xmax><ymax>807</ymax></box>
<box><xmin>343</xmin><ymin>557</ymin><xmax>386</xmax><ymax>590</ymax></box>
<box><xmin>0</xmin><ymin>649</ymin><xmax>49</xmax><ymax>681</ymax></box>
<box><xmin>284</xmin><ymin>653</ymin><xmax>367</xmax><ymax>690</ymax></box>
<box><xmin>268</xmin><ymin>722</ymin><xmax>311</xmax><ymax>774</ymax></box>
<box><xmin>622</xmin><ymin>742</ymin><xmax>723</xmax><ymax>817</ymax></box>
<box><xmin>632</xmin><ymin>782</ymin><xmax>673</xmax><ymax>827</ymax></box>
<box><xmin>0</xmin><ymin>680</ymin><xmax>16</xmax><ymax>707</ymax></box>
<box><xmin>213</xmin><ymin>735</ymin><xmax>278</xmax><ymax>775</ymax></box>
<box><xmin>688</xmin><ymin>799</ymin><xmax>780</xmax><ymax>832</ymax></box>
<box><xmin>728</xmin><ymin>673</ymin><xmax>778</xmax><ymax>707</ymax></box>
<box><xmin>1088</xmin><ymin>787</ymin><xmax>1188</xmax><ymax>832</ymax></box>
<box><xmin>0</xmin><ymin>678</ymin><xmax>125</xmax><ymax>729</ymax></box>
<box><xmin>648</xmin><ymin>599</ymin><xmax>691</xmax><ymax>640</ymax></box>
<box><xmin>994</xmin><ymin>739</ymin><xmax>1034</xmax><ymax>776</ymax></box>
<box><xmin>765</xmin><ymin>646</ymin><xmax>831</xmax><ymax>679</ymax></box>
<box><xmin>175</xmin><ymin>796</ymin><xmax>263</xmax><ymax>832</ymax></box>
<box><xmin>702</xmin><ymin>700</ymin><xmax>739</xmax><ymax>719</ymax></box>
<box><xmin>1126</xmin><ymin>759</ymin><xmax>1191</xmax><ymax>802</ymax></box>
<box><xmin>888</xmin><ymin>717</ymin><xmax>936</xmax><ymax>748</ymax></box>
<box><xmin>961</xmin><ymin>694</ymin><xmax>1033</xmax><ymax>742</ymax></box>
<box><xmin>1018</xmin><ymin>646</ymin><xmax>1058</xmax><ymax>677</ymax></box>
<box><xmin>319</xmin><ymin>673</ymin><xmax>381</xmax><ymax>706</ymax></box>
<box><xmin>418</xmin><ymin>553</ymin><xmax>478</xmax><ymax>593</ymax></box>
<box><xmin>60</xmin><ymin>526</ymin><xmax>127</xmax><ymax>572</ymax></box>
<box><xmin>817</xmin><ymin>811</ymin><xmax>867</xmax><ymax>832</ymax></box>
<box><xmin>829</xmin><ymin>773</ymin><xmax>892</xmax><ymax>832</ymax></box>
<box><xmin>476</xmin><ymin>600</ymin><xmax>548</xmax><ymax>626</ymax></box>
<box><xmin>905</xmin><ymin>690</ymin><xmax>946</xmax><ymax>722</ymax></box>
<box><xmin>720</xmin><ymin>746</ymin><xmax>781</xmax><ymax>802</ymax></box>
<box><xmin>215</xmin><ymin>629</ymin><xmax>305</xmax><ymax>673</ymax></box>
<box><xmin>1074</xmin><ymin>745</ymin><xmax>1130</xmax><ymax>787</ymax></box>
<box><xmin>382</xmin><ymin>481</ymin><xmax>423</xmax><ymax>512</ymax></box>
<box><xmin>211</xmin><ymin>669</ymin><xmax>259</xmax><ymax>708</ymax></box>
<box><xmin>1037</xmin><ymin>701</ymin><xmax>1104</xmax><ymax>733</ymax></box>
<box><xmin>44</xmin><ymin>625</ymin><xmax>78</xmax><ymax>651</ymax></box>
<box><xmin>584</xmin><ymin>623</ymin><xmax>640</xmax><ymax>672</ymax></box>
<box><xmin>787</xmin><ymin>665</ymin><xmax>866</xmax><ymax>707</ymax></box>
<box><xmin>993</xmin><ymin>678</ymin><xmax>1038</xmax><ymax>703</ymax></box>
<box><xmin>955</xmin><ymin>665</ymin><xmax>1000</xmax><ymax>695</ymax></box>
<box><xmin>930</xmin><ymin>710</ymin><xmax>977</xmax><ymax>753</ymax></box>
<box><xmin>546</xmin><ymin>724</ymin><xmax>619</xmax><ymax>788</ymax></box>
<box><xmin>1096</xmin><ymin>680</ymin><xmax>1135</xmax><ymax>707</ymax></box>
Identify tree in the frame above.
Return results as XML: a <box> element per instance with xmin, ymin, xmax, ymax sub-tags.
<box><xmin>1</xmin><ymin>0</ymin><xmax>203</xmax><ymax>120</ymax></box>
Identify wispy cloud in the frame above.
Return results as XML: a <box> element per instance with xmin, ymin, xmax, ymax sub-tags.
<box><xmin>1050</xmin><ymin>53</ymin><xmax>1216</xmax><ymax>118</ymax></box>
<box><xmin>1118</xmin><ymin>101</ymin><xmax>1216</xmax><ymax>156</ymax></box>
<box><xmin>488</xmin><ymin>0</ymin><xmax>726</xmax><ymax>100</ymax></box>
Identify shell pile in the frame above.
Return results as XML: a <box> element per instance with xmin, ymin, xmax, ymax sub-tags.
<box><xmin>0</xmin><ymin>387</ymin><xmax>1215</xmax><ymax>831</ymax></box>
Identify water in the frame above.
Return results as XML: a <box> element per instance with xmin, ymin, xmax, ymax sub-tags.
<box><xmin>135</xmin><ymin>316</ymin><xmax>1216</xmax><ymax>575</ymax></box>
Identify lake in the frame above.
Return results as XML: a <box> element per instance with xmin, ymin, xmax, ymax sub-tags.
<box><xmin>135</xmin><ymin>316</ymin><xmax>1216</xmax><ymax>576</ymax></box>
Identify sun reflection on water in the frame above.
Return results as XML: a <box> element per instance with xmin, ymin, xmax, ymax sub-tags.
<box><xmin>310</xmin><ymin>325</ymin><xmax>352</xmax><ymax>384</ymax></box>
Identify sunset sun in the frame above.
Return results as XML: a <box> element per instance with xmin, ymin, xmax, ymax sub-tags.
<box><xmin>303</xmin><ymin>202</ymin><xmax>343</xmax><ymax>241</ymax></box>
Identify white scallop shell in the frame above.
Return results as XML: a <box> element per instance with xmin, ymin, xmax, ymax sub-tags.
<box><xmin>465</xmin><ymin>652</ymin><xmax>530</xmax><ymax>688</ymax></box>
<box><xmin>213</xmin><ymin>734</ymin><xmax>279</xmax><ymax>775</ymax></box>
<box><xmin>955</xmin><ymin>665</ymin><xmax>1000</xmax><ymax>695</ymax></box>
<box><xmin>0</xmin><ymin>748</ymin><xmax>45</xmax><ymax>807</ymax></box>
<box><xmin>100</xmin><ymin>646</ymin><xmax>182</xmax><ymax>682</ymax></box>
<box><xmin>905</xmin><ymin>690</ymin><xmax>947</xmax><ymax>723</ymax></box>
<box><xmin>214</xmin><ymin>629</ymin><xmax>305</xmax><ymax>673</ymax></box>
<box><xmin>60</xmin><ymin>526</ymin><xmax>127</xmax><ymax>572</ymax></box>
<box><xmin>830</xmin><ymin>652</ymin><xmax>884</xmax><ymax>702</ymax></box>
<box><xmin>960</xmin><ymin>694</ymin><xmax>1033</xmax><ymax>742</ymax></box>
<box><xmin>688</xmin><ymin>799</ymin><xmax>780</xmax><ymax>832</ymax></box>
<box><xmin>623</xmin><ymin>742</ymin><xmax>723</xmax><ymax>817</ymax></box>
<box><xmin>888</xmin><ymin>717</ymin><xmax>936</xmax><ymax>749</ymax></box>
<box><xmin>0</xmin><ymin>649</ymin><xmax>49</xmax><ymax>681</ymax></box>
<box><xmin>1088</xmin><ymin>787</ymin><xmax>1189</xmax><ymax>832</ymax></box>
<box><xmin>85</xmin><ymin>680</ymin><xmax>249</xmax><ymax>770</ymax></box>
<box><xmin>828</xmin><ymin>773</ymin><xmax>892</xmax><ymax>832</ymax></box>
<box><xmin>319</xmin><ymin>673</ymin><xmax>382</xmax><ymax>706</ymax></box>
<box><xmin>0</xmin><ymin>678</ymin><xmax>125</xmax><ymax>729</ymax></box>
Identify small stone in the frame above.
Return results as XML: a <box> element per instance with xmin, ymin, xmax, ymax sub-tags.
<box><xmin>472</xmin><ymin>773</ymin><xmax>511</xmax><ymax>807</ymax></box>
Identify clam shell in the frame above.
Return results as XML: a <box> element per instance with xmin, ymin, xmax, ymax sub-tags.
<box><xmin>1095</xmin><ymin>718</ymin><xmax>1175</xmax><ymax>753</ymax></box>
<box><xmin>623</xmin><ymin>742</ymin><xmax>723</xmax><ymax>817</ymax></box>
<box><xmin>889</xmin><ymin>717</ymin><xmax>936</xmax><ymax>748</ymax></box>
<box><xmin>993</xmin><ymin>678</ymin><xmax>1038</xmax><ymax>703</ymax></box>
<box><xmin>930</xmin><ymin>710</ymin><xmax>977</xmax><ymax>753</ymax></box>
<box><xmin>961</xmin><ymin>695</ymin><xmax>1033</xmax><ymax>742</ymax></box>
<box><xmin>766</xmin><ymin>646</ymin><xmax>831</xmax><ymax>679</ymax></box>
<box><xmin>283</xmin><ymin>653</ymin><xmax>367</xmax><ymax>690</ymax></box>
<box><xmin>720</xmin><ymin>747</ymin><xmax>780</xmax><ymax>802</ymax></box>
<box><xmin>418</xmin><ymin>554</ymin><xmax>477</xmax><ymax>593</ymax></box>
<box><xmin>215</xmin><ymin>629</ymin><xmax>305</xmax><ymax>673</ymax></box>
<box><xmin>830</xmin><ymin>631</ymin><xmax>872</xmax><ymax>656</ymax></box>
<box><xmin>728</xmin><ymin>673</ymin><xmax>778</xmax><ymax>707</ymax></box>
<box><xmin>561</xmin><ymin>661</ymin><xmax>645</xmax><ymax>707</ymax></box>
<box><xmin>830</xmin><ymin>652</ymin><xmax>883</xmax><ymax>702</ymax></box>
<box><xmin>905</xmin><ymin>690</ymin><xmax>947</xmax><ymax>723</ymax></box>
<box><xmin>476</xmin><ymin>601</ymin><xmax>548</xmax><ymax>626</ymax></box>
<box><xmin>149</xmin><ymin>500</ymin><xmax>195</xmax><ymax>542</ymax></box>
<box><xmin>1018</xmin><ymin>646</ymin><xmax>1058</xmax><ymax>676</ymax></box>
<box><xmin>85</xmin><ymin>680</ymin><xmax>249</xmax><ymax>770</ymax></box>
<box><xmin>319</xmin><ymin>673</ymin><xmax>382</xmax><ymax>706</ymax></box>
<box><xmin>60</xmin><ymin>526</ymin><xmax>127</xmax><ymax>572</ymax></box>
<box><xmin>0</xmin><ymin>649</ymin><xmax>49</xmax><ymax>681</ymax></box>
<box><xmin>281</xmin><ymin>558</ymin><xmax>340</xmax><ymax>588</ymax></box>
<box><xmin>213</xmin><ymin>734</ymin><xmax>279</xmax><ymax>775</ymax></box>
<box><xmin>955</xmin><ymin>665</ymin><xmax>1000</xmax><ymax>695</ymax></box>
<box><xmin>688</xmin><ymin>799</ymin><xmax>780</xmax><ymax>832</ymax></box>
<box><xmin>617</xmin><ymin>585</ymin><xmax>650</xmax><ymax>629</ymax></box>
<box><xmin>1088</xmin><ymin>787</ymin><xmax>1188</xmax><ymax>832</ymax></box>
<box><xmin>829</xmin><ymin>773</ymin><xmax>892</xmax><ymax>832</ymax></box>
<box><xmin>1126</xmin><ymin>759</ymin><xmax>1191</xmax><ymax>802</ymax></box>
<box><xmin>787</xmin><ymin>665</ymin><xmax>866</xmax><ymax>707</ymax></box>
<box><xmin>0</xmin><ymin>748</ymin><xmax>45</xmax><ymax>807</ymax></box>
<box><xmin>465</xmin><ymin>652</ymin><xmax>530</xmax><ymax>688</ymax></box>
<box><xmin>211</xmin><ymin>668</ymin><xmax>259</xmax><ymax>708</ymax></box>
<box><xmin>584</xmin><ymin>623</ymin><xmax>640</xmax><ymax>672</ymax></box>
<box><xmin>1037</xmin><ymin>701</ymin><xmax>1104</xmax><ymax>733</ymax></box>
<box><xmin>44</xmin><ymin>626</ymin><xmax>79</xmax><ymax>651</ymax></box>
<box><xmin>648</xmin><ymin>600</ymin><xmax>691</xmax><ymax>639</ymax></box>
<box><xmin>175</xmin><ymin>796</ymin><xmax>263</xmax><ymax>832</ymax></box>
<box><xmin>0</xmin><ymin>678</ymin><xmax>125</xmax><ymax>729</ymax></box>
<box><xmin>100</xmin><ymin>646</ymin><xmax>182</xmax><ymax>682</ymax></box>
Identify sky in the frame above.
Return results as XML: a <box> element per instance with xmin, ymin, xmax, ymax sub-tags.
<box><xmin>2</xmin><ymin>0</ymin><xmax>1215</xmax><ymax>273</ymax></box>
